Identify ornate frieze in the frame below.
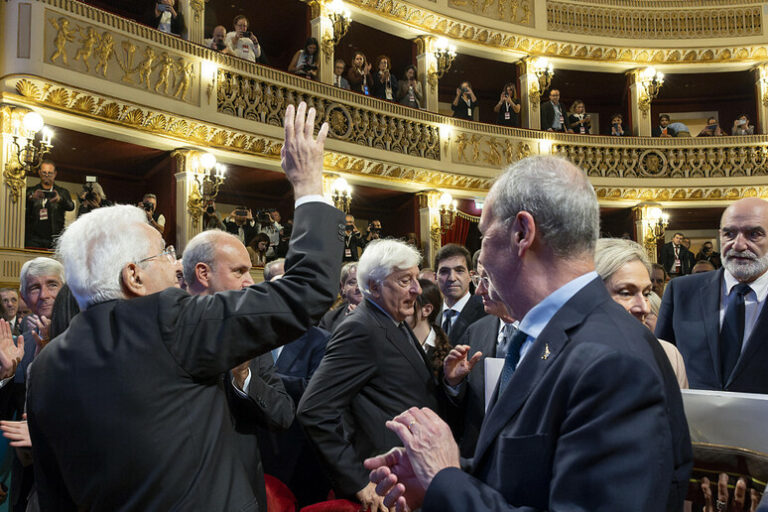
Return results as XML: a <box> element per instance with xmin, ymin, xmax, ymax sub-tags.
<box><xmin>554</xmin><ymin>143</ymin><xmax>768</xmax><ymax>179</ymax></box>
<box><xmin>451</xmin><ymin>132</ymin><xmax>531</xmax><ymax>168</ymax></box>
<box><xmin>547</xmin><ymin>2</ymin><xmax>762</xmax><ymax>40</ymax></box>
<box><xmin>448</xmin><ymin>0</ymin><xmax>534</xmax><ymax>27</ymax></box>
<box><xmin>594</xmin><ymin>186</ymin><xmax>768</xmax><ymax>202</ymax></box>
<box><xmin>45</xmin><ymin>11</ymin><xmax>199</xmax><ymax>105</ymax></box>
<box><xmin>217</xmin><ymin>70</ymin><xmax>441</xmax><ymax>160</ymax></box>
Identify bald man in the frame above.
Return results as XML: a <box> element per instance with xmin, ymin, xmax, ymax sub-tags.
<box><xmin>657</xmin><ymin>198</ymin><xmax>768</xmax><ymax>393</ymax></box>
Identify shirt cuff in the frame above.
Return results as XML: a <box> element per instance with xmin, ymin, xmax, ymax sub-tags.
<box><xmin>442</xmin><ymin>377</ymin><xmax>463</xmax><ymax>397</ymax></box>
<box><xmin>295</xmin><ymin>195</ymin><xmax>332</xmax><ymax>208</ymax></box>
<box><xmin>231</xmin><ymin>368</ymin><xmax>252</xmax><ymax>397</ymax></box>
<box><xmin>0</xmin><ymin>376</ymin><xmax>12</xmax><ymax>389</ymax></box>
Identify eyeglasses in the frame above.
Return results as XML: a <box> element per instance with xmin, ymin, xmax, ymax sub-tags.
<box><xmin>137</xmin><ymin>245</ymin><xmax>176</xmax><ymax>265</ymax></box>
<box><xmin>470</xmin><ymin>274</ymin><xmax>490</xmax><ymax>289</ymax></box>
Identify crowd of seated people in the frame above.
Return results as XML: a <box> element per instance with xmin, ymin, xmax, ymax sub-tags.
<box><xmin>4</xmin><ymin>102</ymin><xmax>768</xmax><ymax>512</ymax></box>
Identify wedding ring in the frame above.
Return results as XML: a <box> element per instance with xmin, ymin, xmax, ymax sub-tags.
<box><xmin>716</xmin><ymin>499</ymin><xmax>727</xmax><ymax>512</ymax></box>
<box><xmin>408</xmin><ymin>420</ymin><xmax>416</xmax><ymax>432</ymax></box>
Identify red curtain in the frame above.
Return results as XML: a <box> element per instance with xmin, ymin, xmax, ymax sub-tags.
<box><xmin>441</xmin><ymin>214</ymin><xmax>472</xmax><ymax>246</ymax></box>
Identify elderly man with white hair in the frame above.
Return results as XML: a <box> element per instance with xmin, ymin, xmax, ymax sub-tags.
<box><xmin>25</xmin><ymin>102</ymin><xmax>345</xmax><ymax>511</ymax></box>
<box><xmin>298</xmin><ymin>239</ymin><xmax>444</xmax><ymax>512</ymax></box>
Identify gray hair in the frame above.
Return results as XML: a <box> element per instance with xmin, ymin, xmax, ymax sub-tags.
<box><xmin>489</xmin><ymin>156</ymin><xmax>599</xmax><ymax>258</ymax></box>
<box><xmin>182</xmin><ymin>230</ymin><xmax>239</xmax><ymax>287</ymax></box>
<box><xmin>264</xmin><ymin>258</ymin><xmax>286</xmax><ymax>282</ymax></box>
<box><xmin>56</xmin><ymin>205</ymin><xmax>151</xmax><ymax>309</ymax></box>
<box><xmin>594</xmin><ymin>238</ymin><xmax>651</xmax><ymax>282</ymax></box>
<box><xmin>647</xmin><ymin>291</ymin><xmax>661</xmax><ymax>316</ymax></box>
<box><xmin>19</xmin><ymin>257</ymin><xmax>65</xmax><ymax>302</ymax></box>
<box><xmin>357</xmin><ymin>239</ymin><xmax>421</xmax><ymax>298</ymax></box>
<box><xmin>340</xmin><ymin>262</ymin><xmax>357</xmax><ymax>285</ymax></box>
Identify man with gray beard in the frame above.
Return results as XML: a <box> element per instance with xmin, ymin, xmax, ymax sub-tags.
<box><xmin>656</xmin><ymin>197</ymin><xmax>768</xmax><ymax>392</ymax></box>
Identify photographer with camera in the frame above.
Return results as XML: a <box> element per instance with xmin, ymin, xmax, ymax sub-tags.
<box><xmin>138</xmin><ymin>193</ymin><xmax>165</xmax><ymax>235</ymax></box>
<box><xmin>452</xmin><ymin>81</ymin><xmax>478</xmax><ymax>120</ymax></box>
<box><xmin>288</xmin><ymin>38</ymin><xmax>319</xmax><ymax>81</ymax></box>
<box><xmin>146</xmin><ymin>0</ymin><xmax>184</xmax><ymax>37</ymax></box>
<box><xmin>567</xmin><ymin>100</ymin><xmax>591</xmax><ymax>135</ymax></box>
<box><xmin>77</xmin><ymin>178</ymin><xmax>111</xmax><ymax>217</ymax></box>
<box><xmin>204</xmin><ymin>25</ymin><xmax>232</xmax><ymax>55</ymax></box>
<box><xmin>25</xmin><ymin>160</ymin><xmax>74</xmax><ymax>250</ymax></box>
<box><xmin>223</xmin><ymin>206</ymin><xmax>259</xmax><ymax>246</ymax></box>
<box><xmin>202</xmin><ymin>200</ymin><xmax>224</xmax><ymax>231</ymax></box>
<box><xmin>365</xmin><ymin>219</ymin><xmax>382</xmax><ymax>244</ymax></box>
<box><xmin>342</xmin><ymin>214</ymin><xmax>364</xmax><ymax>262</ymax></box>
<box><xmin>609</xmin><ymin>113</ymin><xmax>628</xmax><ymax>136</ymax></box>
<box><xmin>493</xmin><ymin>82</ymin><xmax>520</xmax><ymax>127</ymax></box>
<box><xmin>732</xmin><ymin>114</ymin><xmax>755</xmax><ymax>136</ymax></box>
<box><xmin>372</xmin><ymin>55</ymin><xmax>398</xmax><ymax>101</ymax></box>
<box><xmin>225</xmin><ymin>15</ymin><xmax>261</xmax><ymax>63</ymax></box>
<box><xmin>697</xmin><ymin>117</ymin><xmax>724</xmax><ymax>137</ymax></box>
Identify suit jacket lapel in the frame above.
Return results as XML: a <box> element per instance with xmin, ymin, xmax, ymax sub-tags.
<box><xmin>728</xmin><ymin>279</ymin><xmax>768</xmax><ymax>387</ymax></box>
<box><xmin>365</xmin><ymin>302</ymin><xmax>432</xmax><ymax>380</ymax></box>
<box><xmin>700</xmin><ymin>269</ymin><xmax>724</xmax><ymax>385</ymax></box>
<box><xmin>472</xmin><ymin>279</ymin><xmax>603</xmax><ymax>467</ymax></box>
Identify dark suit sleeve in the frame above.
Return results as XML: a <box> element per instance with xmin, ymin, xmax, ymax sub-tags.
<box><xmin>227</xmin><ymin>355</ymin><xmax>295</xmax><ymax>432</ymax></box>
<box><xmin>424</xmin><ymin>350</ymin><xmax>672</xmax><ymax>511</ymax></box>
<box><xmin>296</xmin><ymin>320</ymin><xmax>378</xmax><ymax>496</ymax></box>
<box><xmin>277</xmin><ymin>328</ymin><xmax>328</xmax><ymax>401</ymax></box>
<box><xmin>655</xmin><ymin>278</ymin><xmax>676</xmax><ymax>344</ymax></box>
<box><xmin>164</xmin><ymin>202</ymin><xmax>344</xmax><ymax>379</ymax></box>
<box><xmin>57</xmin><ymin>187</ymin><xmax>75</xmax><ymax>212</ymax></box>
<box><xmin>27</xmin><ymin>382</ymin><xmax>77</xmax><ymax>510</ymax></box>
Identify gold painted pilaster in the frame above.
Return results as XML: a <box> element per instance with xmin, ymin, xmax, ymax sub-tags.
<box><xmin>627</xmin><ymin>69</ymin><xmax>651</xmax><ymax>137</ymax></box>
<box><xmin>182</xmin><ymin>0</ymin><xmax>205</xmax><ymax>44</ymax></box>
<box><xmin>415</xmin><ymin>36</ymin><xmax>438</xmax><ymax>113</ymax></box>
<box><xmin>0</xmin><ymin>105</ymin><xmax>29</xmax><ymax>249</ymax></box>
<box><xmin>171</xmin><ymin>149</ymin><xmax>203</xmax><ymax>252</ymax></box>
<box><xmin>518</xmin><ymin>58</ymin><xmax>540</xmax><ymax>130</ymax></box>
<box><xmin>754</xmin><ymin>64</ymin><xmax>768</xmax><ymax>137</ymax></box>
<box><xmin>311</xmin><ymin>3</ymin><xmax>334</xmax><ymax>85</ymax></box>
<box><xmin>416</xmin><ymin>190</ymin><xmax>441</xmax><ymax>267</ymax></box>
<box><xmin>632</xmin><ymin>204</ymin><xmax>661</xmax><ymax>263</ymax></box>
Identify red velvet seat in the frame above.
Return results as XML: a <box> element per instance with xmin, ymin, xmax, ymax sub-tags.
<box><xmin>299</xmin><ymin>499</ymin><xmax>364</xmax><ymax>512</ymax></box>
<box><xmin>265</xmin><ymin>474</ymin><xmax>297</xmax><ymax>512</ymax></box>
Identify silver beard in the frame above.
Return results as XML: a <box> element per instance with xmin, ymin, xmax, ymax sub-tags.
<box><xmin>723</xmin><ymin>249</ymin><xmax>768</xmax><ymax>281</ymax></box>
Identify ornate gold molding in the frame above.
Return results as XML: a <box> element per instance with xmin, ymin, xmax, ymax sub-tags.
<box><xmin>452</xmin><ymin>132</ymin><xmax>530</xmax><ymax>168</ymax></box>
<box><xmin>348</xmin><ymin>0</ymin><xmax>768</xmax><ymax>65</ymax></box>
<box><xmin>189</xmin><ymin>0</ymin><xmax>208</xmax><ymax>22</ymax></box>
<box><xmin>546</xmin><ymin>1</ymin><xmax>762</xmax><ymax>40</ymax></box>
<box><xmin>1</xmin><ymin>106</ymin><xmax>30</xmax><ymax>203</ymax></box>
<box><xmin>171</xmin><ymin>149</ymin><xmax>205</xmax><ymax>228</ymax></box>
<box><xmin>595</xmin><ymin>186</ymin><xmax>768</xmax><ymax>202</ymax></box>
<box><xmin>9</xmin><ymin>77</ymin><xmax>489</xmax><ymax>192</ymax></box>
<box><xmin>45</xmin><ymin>11</ymin><xmax>199</xmax><ymax>104</ymax></box>
<box><xmin>217</xmin><ymin>69</ymin><xmax>441</xmax><ymax>160</ymax></box>
<box><xmin>448</xmin><ymin>0</ymin><xmax>534</xmax><ymax>27</ymax></box>
<box><xmin>554</xmin><ymin>143</ymin><xmax>768</xmax><ymax>179</ymax></box>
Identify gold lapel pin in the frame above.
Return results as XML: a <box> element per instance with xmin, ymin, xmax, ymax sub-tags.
<box><xmin>541</xmin><ymin>344</ymin><xmax>551</xmax><ymax>360</ymax></box>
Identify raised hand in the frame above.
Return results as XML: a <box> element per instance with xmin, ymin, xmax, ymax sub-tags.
<box><xmin>281</xmin><ymin>102</ymin><xmax>329</xmax><ymax>200</ymax></box>
<box><xmin>443</xmin><ymin>345</ymin><xmax>482</xmax><ymax>387</ymax></box>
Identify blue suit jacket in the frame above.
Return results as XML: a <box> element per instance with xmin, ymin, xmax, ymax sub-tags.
<box><xmin>655</xmin><ymin>268</ymin><xmax>768</xmax><ymax>393</ymax></box>
<box><xmin>424</xmin><ymin>278</ymin><xmax>692</xmax><ymax>511</ymax></box>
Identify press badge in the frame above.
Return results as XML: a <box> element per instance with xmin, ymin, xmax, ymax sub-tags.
<box><xmin>344</xmin><ymin>248</ymin><xmax>352</xmax><ymax>258</ymax></box>
<box><xmin>39</xmin><ymin>208</ymin><xmax>49</xmax><ymax>221</ymax></box>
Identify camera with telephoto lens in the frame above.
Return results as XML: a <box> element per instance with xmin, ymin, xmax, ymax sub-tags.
<box><xmin>241</xmin><ymin>30</ymin><xmax>252</xmax><ymax>38</ymax></box>
<box><xmin>142</xmin><ymin>201</ymin><xmax>154</xmax><ymax>212</ymax></box>
<box><xmin>83</xmin><ymin>183</ymin><xmax>97</xmax><ymax>203</ymax></box>
<box><xmin>256</xmin><ymin>210</ymin><xmax>272</xmax><ymax>225</ymax></box>
<box><xmin>205</xmin><ymin>201</ymin><xmax>215</xmax><ymax>215</ymax></box>
<box><xmin>43</xmin><ymin>190</ymin><xmax>56</xmax><ymax>199</ymax></box>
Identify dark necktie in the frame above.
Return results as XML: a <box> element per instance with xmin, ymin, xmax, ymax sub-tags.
<box><xmin>442</xmin><ymin>309</ymin><xmax>457</xmax><ymax>335</ymax></box>
<box><xmin>719</xmin><ymin>283</ymin><xmax>751</xmax><ymax>386</ymax></box>
<box><xmin>496</xmin><ymin>323</ymin><xmax>517</xmax><ymax>359</ymax></box>
<box><xmin>498</xmin><ymin>329</ymin><xmax>530</xmax><ymax>393</ymax></box>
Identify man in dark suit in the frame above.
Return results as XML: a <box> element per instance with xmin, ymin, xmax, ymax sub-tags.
<box><xmin>435</xmin><ymin>244</ymin><xmax>486</xmax><ymax>345</ymax></box>
<box><xmin>257</xmin><ymin>258</ymin><xmax>333</xmax><ymax>506</ymax></box>
<box><xmin>318</xmin><ymin>261</ymin><xmax>362</xmax><ymax>333</ymax></box>
<box><xmin>656</xmin><ymin>197</ymin><xmax>768</xmax><ymax>393</ymax></box>
<box><xmin>539</xmin><ymin>89</ymin><xmax>566</xmax><ymax>132</ymax></box>
<box><xmin>24</xmin><ymin>160</ymin><xmax>74</xmax><ymax>250</ymax></box>
<box><xmin>26</xmin><ymin>103</ymin><xmax>345</xmax><ymax>511</ymax></box>
<box><xmin>298</xmin><ymin>239</ymin><xmax>442</xmax><ymax>512</ymax></box>
<box><xmin>366</xmin><ymin>156</ymin><xmax>691</xmax><ymax>512</ymax></box>
<box><xmin>444</xmin><ymin>262</ymin><xmax>517</xmax><ymax>458</ymax></box>
<box><xmin>0</xmin><ymin>289</ymin><xmax>22</xmax><ymax>337</ymax></box>
<box><xmin>184</xmin><ymin>229</ymin><xmax>295</xmax><ymax>512</ymax></box>
<box><xmin>660</xmin><ymin>232</ymin><xmax>694</xmax><ymax>278</ymax></box>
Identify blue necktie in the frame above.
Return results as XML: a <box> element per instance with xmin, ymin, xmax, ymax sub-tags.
<box><xmin>498</xmin><ymin>329</ymin><xmax>529</xmax><ymax>392</ymax></box>
<box><xmin>442</xmin><ymin>309</ymin><xmax>457</xmax><ymax>335</ymax></box>
<box><xmin>719</xmin><ymin>283</ymin><xmax>751</xmax><ymax>386</ymax></box>
<box><xmin>496</xmin><ymin>323</ymin><xmax>516</xmax><ymax>359</ymax></box>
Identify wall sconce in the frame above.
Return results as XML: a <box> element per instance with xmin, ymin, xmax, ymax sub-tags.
<box><xmin>428</xmin><ymin>38</ymin><xmax>457</xmax><ymax>90</ymax></box>
<box><xmin>188</xmin><ymin>152</ymin><xmax>227</xmax><ymax>225</ymax></box>
<box><xmin>330</xmin><ymin>176</ymin><xmax>352</xmax><ymax>212</ymax></box>
<box><xmin>528</xmin><ymin>57</ymin><xmax>554</xmax><ymax>109</ymax></box>
<box><xmin>638</xmin><ymin>67</ymin><xmax>664</xmax><ymax>116</ymax></box>
<box><xmin>437</xmin><ymin>191</ymin><xmax>457</xmax><ymax>233</ymax></box>
<box><xmin>321</xmin><ymin>0</ymin><xmax>351</xmax><ymax>61</ymax></box>
<box><xmin>201</xmin><ymin>60</ymin><xmax>218</xmax><ymax>104</ymax></box>
<box><xmin>4</xmin><ymin>111</ymin><xmax>54</xmax><ymax>203</ymax></box>
<box><xmin>643</xmin><ymin>206</ymin><xmax>669</xmax><ymax>251</ymax></box>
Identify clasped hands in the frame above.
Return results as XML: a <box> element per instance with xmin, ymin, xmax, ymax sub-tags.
<box><xmin>363</xmin><ymin>407</ymin><xmax>460</xmax><ymax>512</ymax></box>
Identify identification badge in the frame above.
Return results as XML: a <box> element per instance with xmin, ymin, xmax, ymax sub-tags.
<box><xmin>385</xmin><ymin>88</ymin><xmax>393</xmax><ymax>100</ymax></box>
<box><xmin>363</xmin><ymin>85</ymin><xmax>370</xmax><ymax>96</ymax></box>
<box><xmin>559</xmin><ymin>115</ymin><xmax>565</xmax><ymax>125</ymax></box>
<box><xmin>467</xmin><ymin>108</ymin><xmax>472</xmax><ymax>117</ymax></box>
<box><xmin>580</xmin><ymin>126</ymin><xmax>586</xmax><ymax>134</ymax></box>
<box><xmin>504</xmin><ymin>112</ymin><xmax>511</xmax><ymax>120</ymax></box>
<box><xmin>39</xmin><ymin>208</ymin><xmax>49</xmax><ymax>221</ymax></box>
<box><xmin>345</xmin><ymin>248</ymin><xmax>352</xmax><ymax>258</ymax></box>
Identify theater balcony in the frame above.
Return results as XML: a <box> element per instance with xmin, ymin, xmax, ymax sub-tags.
<box><xmin>1</xmin><ymin>0</ymin><xmax>767</xmax><ymax>285</ymax></box>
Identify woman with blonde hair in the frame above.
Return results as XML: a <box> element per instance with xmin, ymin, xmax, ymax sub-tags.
<box><xmin>594</xmin><ymin>238</ymin><xmax>688</xmax><ymax>388</ymax></box>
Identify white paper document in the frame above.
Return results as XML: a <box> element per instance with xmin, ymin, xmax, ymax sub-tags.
<box><xmin>681</xmin><ymin>389</ymin><xmax>768</xmax><ymax>454</ymax></box>
<box><xmin>484</xmin><ymin>358</ymin><xmax>505</xmax><ymax>412</ymax></box>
